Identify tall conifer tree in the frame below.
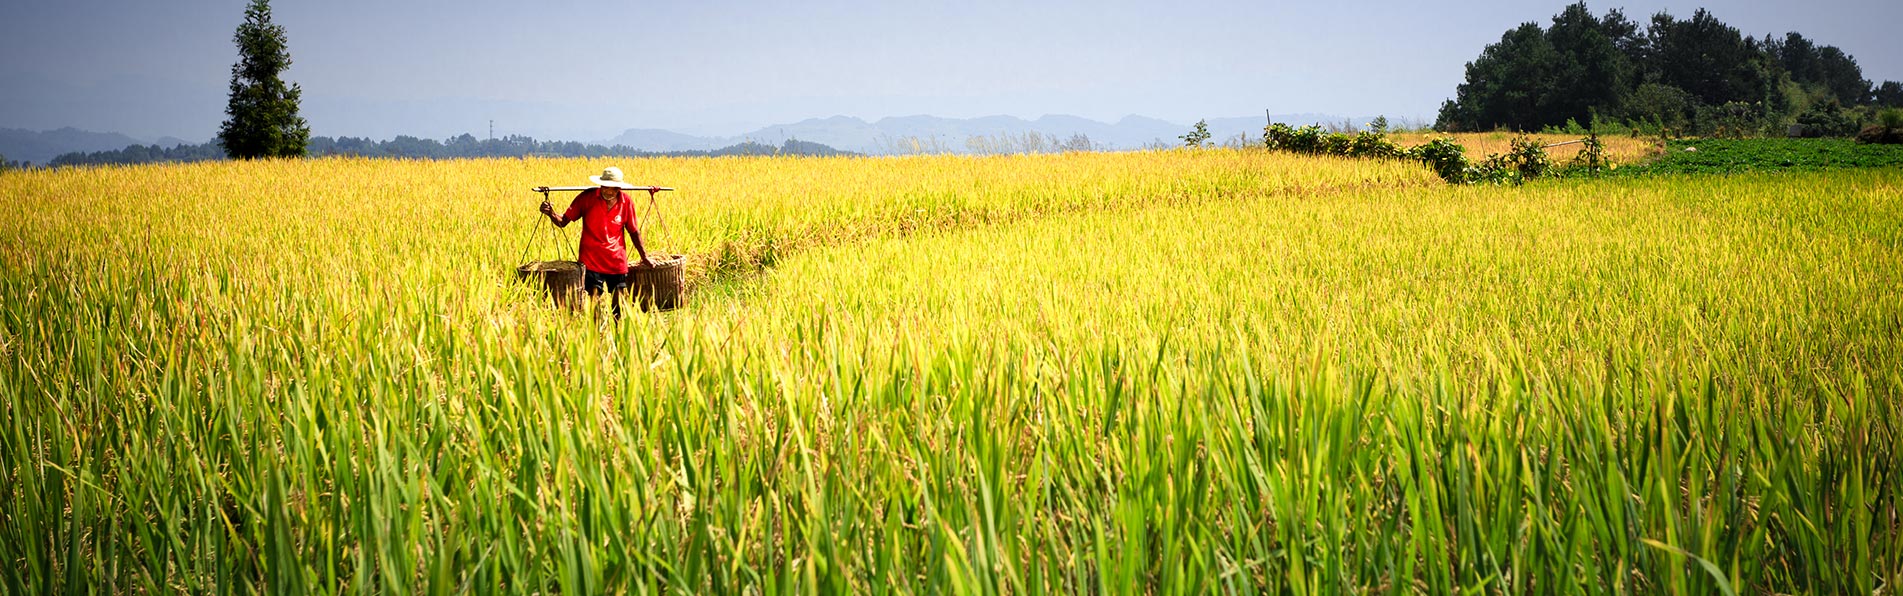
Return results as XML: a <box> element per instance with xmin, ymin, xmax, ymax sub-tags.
<box><xmin>218</xmin><ymin>0</ymin><xmax>308</xmax><ymax>159</ymax></box>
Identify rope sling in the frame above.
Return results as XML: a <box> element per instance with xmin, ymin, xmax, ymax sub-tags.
<box><xmin>516</xmin><ymin>188</ymin><xmax>575</xmax><ymax>266</ymax></box>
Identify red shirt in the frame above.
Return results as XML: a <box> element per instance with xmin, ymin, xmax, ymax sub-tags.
<box><xmin>563</xmin><ymin>188</ymin><xmax>640</xmax><ymax>274</ymax></box>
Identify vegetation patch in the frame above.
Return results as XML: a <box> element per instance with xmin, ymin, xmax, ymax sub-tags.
<box><xmin>1264</xmin><ymin>124</ymin><xmax>1611</xmax><ymax>184</ymax></box>
<box><xmin>1623</xmin><ymin>137</ymin><xmax>1903</xmax><ymax>174</ymax></box>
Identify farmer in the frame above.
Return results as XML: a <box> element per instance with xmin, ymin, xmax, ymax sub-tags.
<box><xmin>540</xmin><ymin>166</ymin><xmax>653</xmax><ymax>317</ymax></box>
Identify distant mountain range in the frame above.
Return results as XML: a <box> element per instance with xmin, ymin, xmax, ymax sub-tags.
<box><xmin>604</xmin><ymin>113</ymin><xmax>1405</xmax><ymax>154</ymax></box>
<box><xmin>0</xmin><ymin>127</ymin><xmax>198</xmax><ymax>165</ymax></box>
<box><xmin>1</xmin><ymin>113</ymin><xmax>1420</xmax><ymax>165</ymax></box>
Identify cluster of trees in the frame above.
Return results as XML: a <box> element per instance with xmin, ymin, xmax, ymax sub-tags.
<box><xmin>45</xmin><ymin>136</ymin><xmax>853</xmax><ymax>167</ymax></box>
<box><xmin>311</xmin><ymin>135</ymin><xmax>851</xmax><ymax>159</ymax></box>
<box><xmin>309</xmin><ymin>134</ymin><xmax>853</xmax><ymax>159</ymax></box>
<box><xmin>1437</xmin><ymin>3</ymin><xmax>1901</xmax><ymax>136</ymax></box>
<box><xmin>47</xmin><ymin>143</ymin><xmax>226</xmax><ymax>167</ymax></box>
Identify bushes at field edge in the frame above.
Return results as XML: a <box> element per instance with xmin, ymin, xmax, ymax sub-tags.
<box><xmin>1263</xmin><ymin>124</ymin><xmax>1605</xmax><ymax>184</ymax></box>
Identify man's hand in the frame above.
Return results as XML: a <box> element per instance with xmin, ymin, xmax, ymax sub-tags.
<box><xmin>636</xmin><ymin>256</ymin><xmax>655</xmax><ymax>269</ymax></box>
<box><xmin>540</xmin><ymin>200</ymin><xmax>556</xmax><ymax>218</ymax></box>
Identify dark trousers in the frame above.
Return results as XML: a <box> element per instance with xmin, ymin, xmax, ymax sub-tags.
<box><xmin>583</xmin><ymin>269</ymin><xmax>630</xmax><ymax>318</ymax></box>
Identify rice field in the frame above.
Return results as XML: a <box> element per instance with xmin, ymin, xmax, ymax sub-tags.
<box><xmin>1</xmin><ymin>151</ymin><xmax>1897</xmax><ymax>593</ymax></box>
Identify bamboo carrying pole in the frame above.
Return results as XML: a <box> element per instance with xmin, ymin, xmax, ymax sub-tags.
<box><xmin>533</xmin><ymin>185</ymin><xmax>674</xmax><ymax>193</ymax></box>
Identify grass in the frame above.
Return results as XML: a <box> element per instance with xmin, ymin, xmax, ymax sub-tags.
<box><xmin>1</xmin><ymin>152</ymin><xmax>1898</xmax><ymax>593</ymax></box>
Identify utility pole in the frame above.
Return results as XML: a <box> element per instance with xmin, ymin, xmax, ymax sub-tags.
<box><xmin>489</xmin><ymin>120</ymin><xmax>494</xmax><ymax>140</ymax></box>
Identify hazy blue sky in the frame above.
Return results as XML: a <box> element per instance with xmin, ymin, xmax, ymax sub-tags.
<box><xmin>3</xmin><ymin>0</ymin><xmax>1898</xmax><ymax>142</ymax></box>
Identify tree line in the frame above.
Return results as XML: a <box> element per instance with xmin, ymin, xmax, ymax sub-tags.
<box><xmin>35</xmin><ymin>0</ymin><xmax>842</xmax><ymax>168</ymax></box>
<box><xmin>42</xmin><ymin>136</ymin><xmax>853</xmax><ymax>167</ymax></box>
<box><xmin>1437</xmin><ymin>2</ymin><xmax>1902</xmax><ymax>136</ymax></box>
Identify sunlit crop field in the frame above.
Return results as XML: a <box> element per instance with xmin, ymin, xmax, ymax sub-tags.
<box><xmin>1</xmin><ymin>151</ymin><xmax>1897</xmax><ymax>594</ymax></box>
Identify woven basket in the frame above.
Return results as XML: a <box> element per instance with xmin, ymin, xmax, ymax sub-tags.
<box><xmin>628</xmin><ymin>254</ymin><xmax>687</xmax><ymax>311</ymax></box>
<box><xmin>516</xmin><ymin>260</ymin><xmax>583</xmax><ymax>309</ymax></box>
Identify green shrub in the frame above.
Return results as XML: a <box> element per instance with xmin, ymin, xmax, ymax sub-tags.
<box><xmin>1287</xmin><ymin>125</ymin><xmax>1323</xmax><ymax>153</ymax></box>
<box><xmin>1348</xmin><ymin>131</ymin><xmax>1405</xmax><ymax>159</ymax></box>
<box><xmin>1470</xmin><ymin>155</ymin><xmax>1516</xmax><ymax>184</ymax></box>
<box><xmin>1319</xmin><ymin>133</ymin><xmax>1352</xmax><ymax>156</ymax></box>
<box><xmin>1262</xmin><ymin>123</ymin><xmax>1286</xmax><ymax>151</ymax></box>
<box><xmin>1505</xmin><ymin>136</ymin><xmax>1552</xmax><ymax>179</ymax></box>
<box><xmin>1408</xmin><ymin>137</ymin><xmax>1472</xmax><ymax>183</ymax></box>
<box><xmin>1565</xmin><ymin>133</ymin><xmax>1608</xmax><ymax>175</ymax></box>
<box><xmin>1264</xmin><ymin>124</ymin><xmax>1328</xmax><ymax>154</ymax></box>
<box><xmin>1180</xmin><ymin>120</ymin><xmax>1212</xmax><ymax>148</ymax></box>
<box><xmin>1467</xmin><ymin>139</ymin><xmax>1552</xmax><ymax>185</ymax></box>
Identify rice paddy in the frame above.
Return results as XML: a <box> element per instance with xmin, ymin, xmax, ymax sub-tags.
<box><xmin>0</xmin><ymin>150</ymin><xmax>1896</xmax><ymax>593</ymax></box>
